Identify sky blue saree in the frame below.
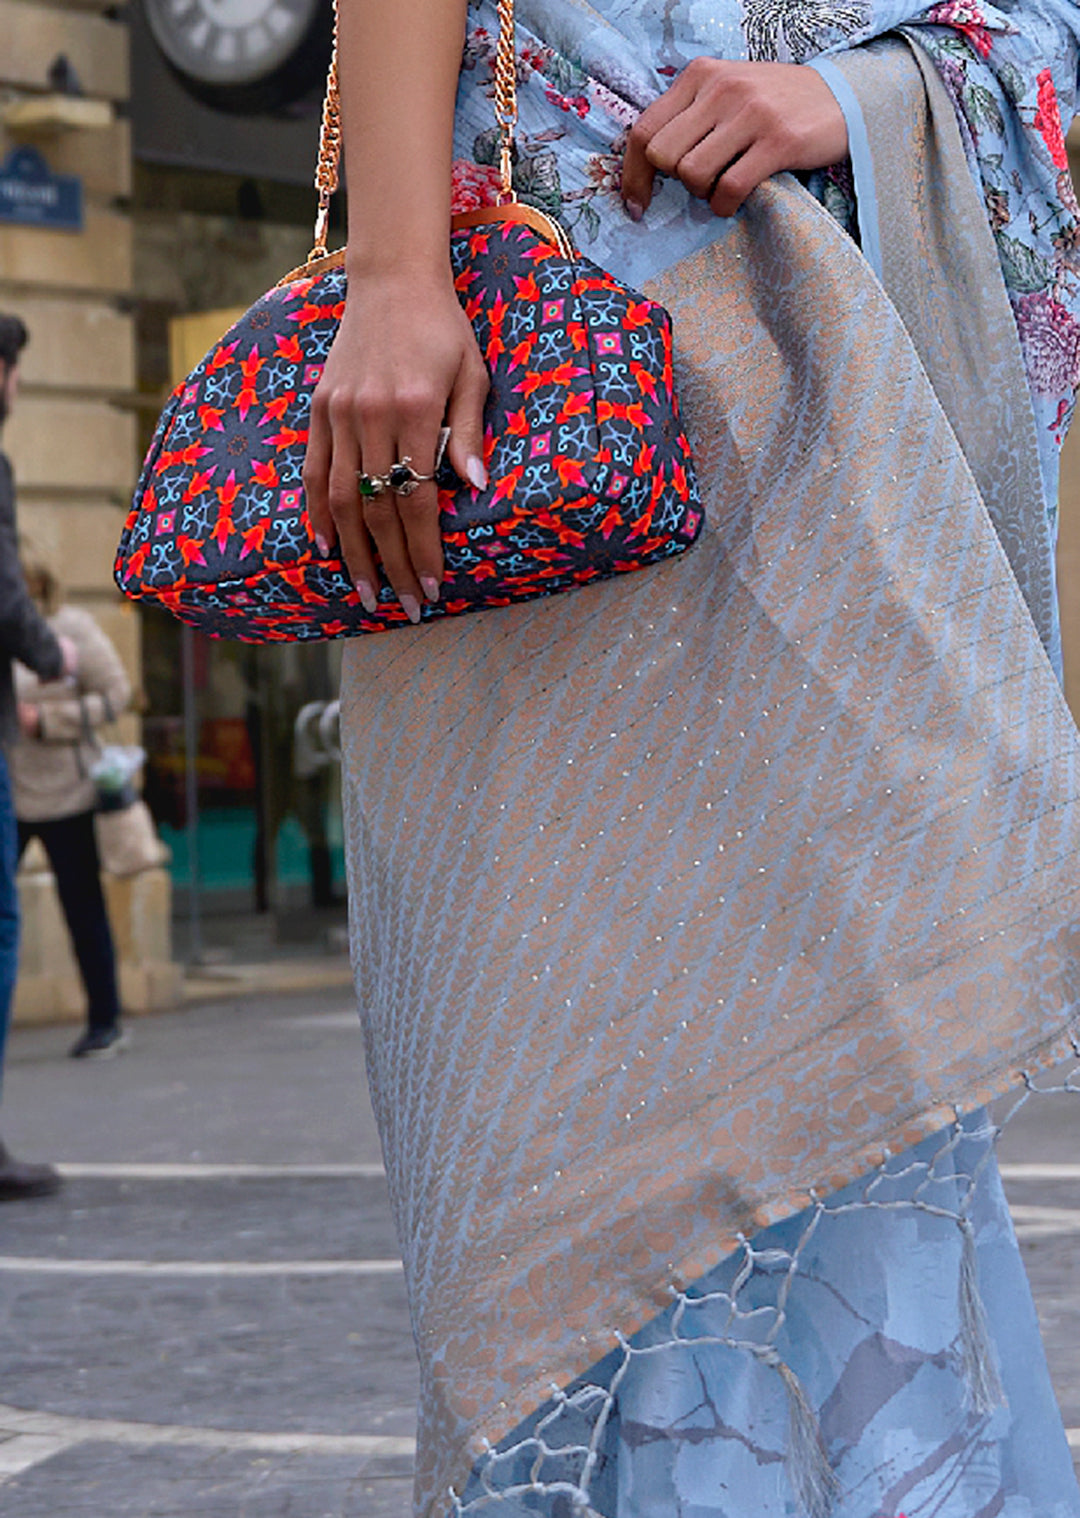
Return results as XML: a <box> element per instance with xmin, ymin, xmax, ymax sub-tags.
<box><xmin>342</xmin><ymin>1</ymin><xmax>1080</xmax><ymax>1512</ymax></box>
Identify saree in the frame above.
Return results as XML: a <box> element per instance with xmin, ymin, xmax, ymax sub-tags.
<box><xmin>340</xmin><ymin>2</ymin><xmax>1080</xmax><ymax>1514</ymax></box>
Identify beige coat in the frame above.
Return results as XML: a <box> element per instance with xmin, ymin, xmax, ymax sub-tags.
<box><xmin>11</xmin><ymin>605</ymin><xmax>132</xmax><ymax>823</ymax></box>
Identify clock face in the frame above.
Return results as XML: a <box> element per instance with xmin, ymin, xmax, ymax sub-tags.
<box><xmin>145</xmin><ymin>0</ymin><xmax>323</xmax><ymax>88</ymax></box>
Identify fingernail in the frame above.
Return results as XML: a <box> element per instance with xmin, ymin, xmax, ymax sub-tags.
<box><xmin>466</xmin><ymin>456</ymin><xmax>488</xmax><ymax>491</ymax></box>
<box><xmin>355</xmin><ymin>579</ymin><xmax>378</xmax><ymax>614</ymax></box>
<box><xmin>625</xmin><ymin>198</ymin><xmax>644</xmax><ymax>223</ymax></box>
<box><xmin>315</xmin><ymin>534</ymin><xmax>329</xmax><ymax>557</ymax></box>
<box><xmin>420</xmin><ymin>575</ymin><xmax>441</xmax><ymax>604</ymax></box>
<box><xmin>400</xmin><ymin>593</ymin><xmax>422</xmax><ymax>625</ymax></box>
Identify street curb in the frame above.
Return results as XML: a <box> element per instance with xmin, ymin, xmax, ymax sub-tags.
<box><xmin>182</xmin><ymin>958</ymin><xmax>354</xmax><ymax>1004</ymax></box>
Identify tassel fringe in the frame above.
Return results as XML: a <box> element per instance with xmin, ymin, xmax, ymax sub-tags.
<box><xmin>760</xmin><ymin>1348</ymin><xmax>840</xmax><ymax>1518</ymax></box>
<box><xmin>957</xmin><ymin>1215</ymin><xmax>1006</xmax><ymax>1416</ymax></box>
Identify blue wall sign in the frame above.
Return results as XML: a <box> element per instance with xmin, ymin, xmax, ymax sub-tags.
<box><xmin>0</xmin><ymin>147</ymin><xmax>83</xmax><ymax>232</ymax></box>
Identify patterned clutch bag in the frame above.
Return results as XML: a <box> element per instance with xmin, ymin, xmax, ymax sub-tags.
<box><xmin>114</xmin><ymin>4</ymin><xmax>702</xmax><ymax>642</ymax></box>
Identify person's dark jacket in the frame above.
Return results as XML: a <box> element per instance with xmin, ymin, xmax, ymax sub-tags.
<box><xmin>0</xmin><ymin>450</ymin><xmax>62</xmax><ymax>747</ymax></box>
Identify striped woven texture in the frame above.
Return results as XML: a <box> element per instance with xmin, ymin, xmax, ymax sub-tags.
<box><xmin>341</xmin><ymin>178</ymin><xmax>1080</xmax><ymax>1515</ymax></box>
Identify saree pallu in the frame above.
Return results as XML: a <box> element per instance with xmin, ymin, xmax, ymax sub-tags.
<box><xmin>341</xmin><ymin>20</ymin><xmax>1080</xmax><ymax>1518</ymax></box>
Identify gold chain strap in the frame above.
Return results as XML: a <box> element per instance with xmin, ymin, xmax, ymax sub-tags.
<box><xmin>492</xmin><ymin>0</ymin><xmax>518</xmax><ymax>206</ymax></box>
<box><xmin>308</xmin><ymin>0</ymin><xmax>341</xmax><ymax>262</ymax></box>
<box><xmin>308</xmin><ymin>0</ymin><xmax>518</xmax><ymax>261</ymax></box>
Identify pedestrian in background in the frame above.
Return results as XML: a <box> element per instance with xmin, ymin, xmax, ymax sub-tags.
<box><xmin>0</xmin><ymin>311</ymin><xmax>77</xmax><ymax>1199</ymax></box>
<box><xmin>13</xmin><ymin>559</ymin><xmax>131</xmax><ymax>1059</ymax></box>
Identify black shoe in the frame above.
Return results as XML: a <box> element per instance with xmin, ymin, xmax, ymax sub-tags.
<box><xmin>0</xmin><ymin>1141</ymin><xmax>62</xmax><ymax>1201</ymax></box>
<box><xmin>69</xmin><ymin>1026</ymin><xmax>130</xmax><ymax>1060</ymax></box>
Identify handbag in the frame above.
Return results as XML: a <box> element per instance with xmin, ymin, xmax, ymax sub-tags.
<box><xmin>76</xmin><ymin>697</ymin><xmax>168</xmax><ymax>877</ymax></box>
<box><xmin>114</xmin><ymin>0</ymin><xmax>702</xmax><ymax>641</ymax></box>
<box><xmin>95</xmin><ymin>800</ymin><xmax>169</xmax><ymax>878</ymax></box>
<box><xmin>88</xmin><ymin>740</ymin><xmax>146</xmax><ymax>813</ymax></box>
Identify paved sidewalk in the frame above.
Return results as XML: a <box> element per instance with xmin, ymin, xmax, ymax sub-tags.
<box><xmin>0</xmin><ymin>989</ymin><xmax>416</xmax><ymax>1517</ymax></box>
<box><xmin>0</xmin><ymin>990</ymin><xmax>1077</xmax><ymax>1515</ymax></box>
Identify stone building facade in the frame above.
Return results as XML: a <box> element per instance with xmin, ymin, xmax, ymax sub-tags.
<box><xmin>1</xmin><ymin>0</ymin><xmax>179</xmax><ymax>1021</ymax></box>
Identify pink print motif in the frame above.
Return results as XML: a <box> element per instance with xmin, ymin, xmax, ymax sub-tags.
<box><xmin>927</xmin><ymin>0</ymin><xmax>993</xmax><ymax>58</ymax></box>
<box><xmin>1034</xmin><ymin>68</ymin><xmax>1069</xmax><ymax>171</ymax></box>
<box><xmin>450</xmin><ymin>159</ymin><xmax>504</xmax><ymax>216</ymax></box>
<box><xmin>544</xmin><ymin>86</ymin><xmax>590</xmax><ymax>119</ymax></box>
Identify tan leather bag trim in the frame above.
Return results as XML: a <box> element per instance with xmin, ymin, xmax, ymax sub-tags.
<box><xmin>277</xmin><ymin>204</ymin><xmax>574</xmax><ymax>288</ymax></box>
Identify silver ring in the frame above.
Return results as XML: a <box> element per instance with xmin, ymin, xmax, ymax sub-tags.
<box><xmin>357</xmin><ymin>472</ymin><xmax>388</xmax><ymax>499</ymax></box>
<box><xmin>387</xmin><ymin>458</ymin><xmax>431</xmax><ymax>497</ymax></box>
<box><xmin>388</xmin><ymin>427</ymin><xmax>453</xmax><ymax>497</ymax></box>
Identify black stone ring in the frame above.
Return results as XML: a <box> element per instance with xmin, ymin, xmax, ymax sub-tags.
<box><xmin>387</xmin><ymin>458</ymin><xmax>432</xmax><ymax>498</ymax></box>
<box><xmin>388</xmin><ymin>427</ymin><xmax>452</xmax><ymax>497</ymax></box>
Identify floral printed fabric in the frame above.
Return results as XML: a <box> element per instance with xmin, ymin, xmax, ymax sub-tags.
<box><xmin>899</xmin><ymin>4</ymin><xmax>1080</xmax><ymax>530</ymax></box>
<box><xmin>453</xmin><ymin>0</ymin><xmax>1080</xmax><ymax>535</ymax></box>
<box><xmin>459</xmin><ymin>1115</ymin><xmax>1080</xmax><ymax>1518</ymax></box>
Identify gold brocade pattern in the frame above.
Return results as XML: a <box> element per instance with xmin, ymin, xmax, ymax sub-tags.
<box><xmin>341</xmin><ymin>173</ymin><xmax>1080</xmax><ymax>1517</ymax></box>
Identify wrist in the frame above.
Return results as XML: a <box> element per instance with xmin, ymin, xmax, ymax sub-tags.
<box><xmin>344</xmin><ymin>250</ymin><xmax>456</xmax><ymax>300</ymax></box>
<box><xmin>345</xmin><ymin>243</ymin><xmax>453</xmax><ymax>286</ymax></box>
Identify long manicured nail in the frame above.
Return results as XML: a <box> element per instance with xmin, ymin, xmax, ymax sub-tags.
<box><xmin>315</xmin><ymin>534</ymin><xmax>330</xmax><ymax>557</ymax></box>
<box><xmin>625</xmin><ymin>197</ymin><xmax>644</xmax><ymax>223</ymax></box>
<box><xmin>355</xmin><ymin>579</ymin><xmax>378</xmax><ymax>613</ymax></box>
<box><xmin>400</xmin><ymin>593</ymin><xmax>422</xmax><ymax>625</ymax></box>
<box><xmin>466</xmin><ymin>456</ymin><xmax>488</xmax><ymax>491</ymax></box>
<box><xmin>420</xmin><ymin>575</ymin><xmax>441</xmax><ymax>604</ymax></box>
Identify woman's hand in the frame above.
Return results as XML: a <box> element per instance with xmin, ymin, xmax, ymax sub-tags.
<box><xmin>17</xmin><ymin>702</ymin><xmax>40</xmax><ymax>739</ymax></box>
<box><xmin>621</xmin><ymin>59</ymin><xmax>848</xmax><ymax>221</ymax></box>
<box><xmin>303</xmin><ymin>267</ymin><xmax>489</xmax><ymax>622</ymax></box>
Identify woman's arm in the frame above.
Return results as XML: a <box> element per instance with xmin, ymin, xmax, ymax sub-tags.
<box><xmin>303</xmin><ymin>0</ymin><xmax>489</xmax><ymax>622</ymax></box>
<box><xmin>33</xmin><ymin>615</ymin><xmax>131</xmax><ymax>744</ymax></box>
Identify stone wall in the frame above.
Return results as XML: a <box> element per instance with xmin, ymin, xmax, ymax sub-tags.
<box><xmin>1</xmin><ymin>0</ymin><xmax>178</xmax><ymax>1024</ymax></box>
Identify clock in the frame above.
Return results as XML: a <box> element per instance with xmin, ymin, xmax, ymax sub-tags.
<box><xmin>143</xmin><ymin>0</ymin><xmax>331</xmax><ymax>113</ymax></box>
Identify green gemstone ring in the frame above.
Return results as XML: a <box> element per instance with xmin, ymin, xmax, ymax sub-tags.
<box><xmin>357</xmin><ymin>472</ymin><xmax>388</xmax><ymax>499</ymax></box>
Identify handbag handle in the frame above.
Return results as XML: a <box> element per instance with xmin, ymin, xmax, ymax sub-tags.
<box><xmin>309</xmin><ymin>0</ymin><xmax>519</xmax><ymax>262</ymax></box>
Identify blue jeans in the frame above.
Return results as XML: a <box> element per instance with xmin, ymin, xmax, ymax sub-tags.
<box><xmin>0</xmin><ymin>750</ymin><xmax>18</xmax><ymax>1099</ymax></box>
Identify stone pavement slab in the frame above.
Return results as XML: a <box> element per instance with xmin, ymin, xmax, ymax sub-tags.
<box><xmin>0</xmin><ymin>1174</ymin><xmax>401</xmax><ymax>1262</ymax></box>
<box><xmin>3</xmin><ymin>989</ymin><xmax>381</xmax><ymax>1166</ymax></box>
<box><xmin>0</xmin><ymin>1443</ymin><xmax>413</xmax><ymax>1517</ymax></box>
<box><xmin>0</xmin><ymin>1266</ymin><xmax>416</xmax><ymax>1436</ymax></box>
<box><xmin>1</xmin><ymin>989</ymin><xmax>417</xmax><ymax>1515</ymax></box>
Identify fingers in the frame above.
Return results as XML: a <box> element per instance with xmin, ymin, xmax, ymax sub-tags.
<box><xmin>622</xmin><ymin>67</ymin><xmax>700</xmax><ymax>215</ymax></box>
<box><xmin>359</xmin><ymin>493</ymin><xmax>423</xmax><ymax>622</ymax></box>
<box><xmin>709</xmin><ymin>138</ymin><xmax>783</xmax><ymax>218</ymax></box>
<box><xmin>303</xmin><ymin>391</ymin><xmax>335</xmax><ymax>558</ymax></box>
<box><xmin>57</xmin><ymin>635</ymin><xmax>79</xmax><ymax>679</ymax></box>
<box><xmin>621</xmin><ymin>121</ymin><xmax>658</xmax><ymax>219</ymax></box>
<box><xmin>621</xmin><ymin>59</ymin><xmax>851</xmax><ymax>223</ymax></box>
<box><xmin>444</xmin><ymin>348</ymin><xmax>490</xmax><ymax>495</ymax></box>
<box><xmin>324</xmin><ymin>400</ymin><xmax>380</xmax><ymax>612</ymax></box>
<box><xmin>367</xmin><ymin>346</ymin><xmax>490</xmax><ymax>614</ymax></box>
<box><xmin>305</xmin><ymin>354</ymin><xmax>485</xmax><ymax>623</ymax></box>
<box><xmin>640</xmin><ymin>97</ymin><xmax>728</xmax><ymax>182</ymax></box>
<box><xmin>387</xmin><ymin>456</ymin><xmax>441</xmax><ymax>616</ymax></box>
<box><xmin>651</xmin><ymin>110</ymin><xmax>757</xmax><ymax>202</ymax></box>
<box><xmin>361</xmin><ymin>385</ymin><xmax>448</xmax><ymax>619</ymax></box>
